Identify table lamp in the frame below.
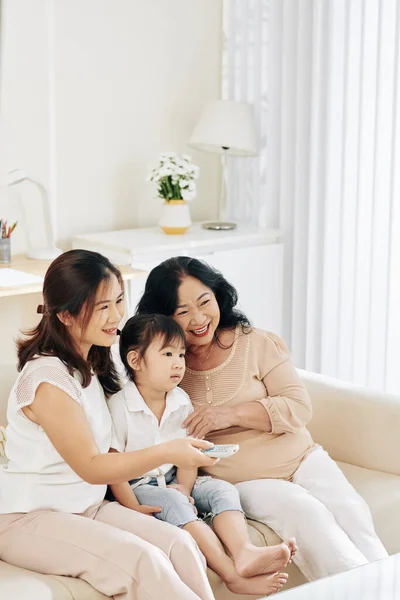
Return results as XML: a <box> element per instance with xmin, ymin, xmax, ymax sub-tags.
<box><xmin>189</xmin><ymin>100</ymin><xmax>258</xmax><ymax>230</ymax></box>
<box><xmin>7</xmin><ymin>169</ymin><xmax>62</xmax><ymax>260</ymax></box>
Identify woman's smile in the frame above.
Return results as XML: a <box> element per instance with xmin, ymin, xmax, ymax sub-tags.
<box><xmin>102</xmin><ymin>327</ymin><xmax>118</xmax><ymax>335</ymax></box>
<box><xmin>189</xmin><ymin>323</ymin><xmax>210</xmax><ymax>337</ymax></box>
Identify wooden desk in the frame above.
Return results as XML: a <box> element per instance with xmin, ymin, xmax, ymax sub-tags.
<box><xmin>0</xmin><ymin>255</ymin><xmax>145</xmax><ymax>299</ymax></box>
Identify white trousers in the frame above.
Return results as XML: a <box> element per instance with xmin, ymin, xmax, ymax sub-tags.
<box><xmin>236</xmin><ymin>447</ymin><xmax>388</xmax><ymax>581</ymax></box>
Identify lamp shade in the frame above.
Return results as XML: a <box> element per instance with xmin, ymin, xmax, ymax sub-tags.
<box><xmin>189</xmin><ymin>100</ymin><xmax>258</xmax><ymax>156</ymax></box>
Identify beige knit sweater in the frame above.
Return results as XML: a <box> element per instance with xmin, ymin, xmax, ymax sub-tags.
<box><xmin>180</xmin><ymin>327</ymin><xmax>315</xmax><ymax>484</ymax></box>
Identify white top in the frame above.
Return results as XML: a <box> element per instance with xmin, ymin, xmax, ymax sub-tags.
<box><xmin>108</xmin><ymin>380</ymin><xmax>192</xmax><ymax>485</ymax></box>
<box><xmin>0</xmin><ymin>356</ymin><xmax>112</xmax><ymax>514</ymax></box>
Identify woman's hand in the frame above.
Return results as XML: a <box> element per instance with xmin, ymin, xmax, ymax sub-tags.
<box><xmin>163</xmin><ymin>438</ymin><xmax>218</xmax><ymax>469</ymax></box>
<box><xmin>183</xmin><ymin>405</ymin><xmax>233</xmax><ymax>439</ymax></box>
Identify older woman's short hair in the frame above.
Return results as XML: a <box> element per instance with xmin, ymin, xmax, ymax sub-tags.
<box><xmin>136</xmin><ymin>256</ymin><xmax>251</xmax><ymax>330</ymax></box>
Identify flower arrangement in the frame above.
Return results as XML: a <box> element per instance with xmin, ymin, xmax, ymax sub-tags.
<box><xmin>147</xmin><ymin>152</ymin><xmax>199</xmax><ymax>203</ymax></box>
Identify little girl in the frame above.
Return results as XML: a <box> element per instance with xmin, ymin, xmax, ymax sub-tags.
<box><xmin>109</xmin><ymin>314</ymin><xmax>297</xmax><ymax>597</ymax></box>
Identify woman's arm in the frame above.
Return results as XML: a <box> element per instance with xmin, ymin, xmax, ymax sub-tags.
<box><xmin>256</xmin><ymin>355</ymin><xmax>313</xmax><ymax>435</ymax></box>
<box><xmin>185</xmin><ymin>365</ymin><xmax>311</xmax><ymax>438</ymax></box>
<box><xmin>184</xmin><ymin>402</ymin><xmax>271</xmax><ymax>439</ymax></box>
<box><xmin>28</xmin><ymin>383</ymin><xmax>215</xmax><ymax>484</ymax></box>
<box><xmin>184</xmin><ymin>332</ymin><xmax>312</xmax><ymax>438</ymax></box>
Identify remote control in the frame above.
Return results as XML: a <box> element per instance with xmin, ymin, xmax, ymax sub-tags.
<box><xmin>201</xmin><ymin>444</ymin><xmax>239</xmax><ymax>458</ymax></box>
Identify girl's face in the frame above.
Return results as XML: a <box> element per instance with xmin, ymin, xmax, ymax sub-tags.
<box><xmin>173</xmin><ymin>276</ymin><xmax>220</xmax><ymax>347</ymax></box>
<box><xmin>69</xmin><ymin>274</ymin><xmax>124</xmax><ymax>358</ymax></box>
<box><xmin>131</xmin><ymin>336</ymin><xmax>186</xmax><ymax>393</ymax></box>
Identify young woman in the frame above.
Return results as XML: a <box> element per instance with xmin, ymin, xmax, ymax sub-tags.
<box><xmin>0</xmin><ymin>249</ymin><xmax>218</xmax><ymax>600</ymax></box>
<box><xmin>109</xmin><ymin>313</ymin><xmax>294</xmax><ymax>596</ymax></box>
<box><xmin>136</xmin><ymin>255</ymin><xmax>388</xmax><ymax>582</ymax></box>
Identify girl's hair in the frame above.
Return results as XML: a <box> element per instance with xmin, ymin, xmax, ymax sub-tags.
<box><xmin>119</xmin><ymin>314</ymin><xmax>186</xmax><ymax>382</ymax></box>
<box><xmin>136</xmin><ymin>256</ymin><xmax>251</xmax><ymax>332</ymax></box>
<box><xmin>17</xmin><ymin>249</ymin><xmax>123</xmax><ymax>395</ymax></box>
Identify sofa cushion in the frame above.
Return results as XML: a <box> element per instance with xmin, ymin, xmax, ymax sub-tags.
<box><xmin>0</xmin><ymin>561</ymin><xmax>108</xmax><ymax>600</ymax></box>
<box><xmin>300</xmin><ymin>369</ymin><xmax>400</xmax><ymax>476</ymax></box>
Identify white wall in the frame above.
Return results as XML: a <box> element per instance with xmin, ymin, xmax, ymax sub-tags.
<box><xmin>0</xmin><ymin>0</ymin><xmax>222</xmax><ymax>249</ymax></box>
<box><xmin>0</xmin><ymin>0</ymin><xmax>223</xmax><ymax>365</ymax></box>
<box><xmin>0</xmin><ymin>0</ymin><xmax>52</xmax><ymax>254</ymax></box>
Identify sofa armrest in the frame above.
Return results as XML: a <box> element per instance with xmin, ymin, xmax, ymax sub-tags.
<box><xmin>298</xmin><ymin>369</ymin><xmax>400</xmax><ymax>475</ymax></box>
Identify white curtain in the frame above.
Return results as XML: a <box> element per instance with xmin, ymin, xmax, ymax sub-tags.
<box><xmin>224</xmin><ymin>0</ymin><xmax>400</xmax><ymax>394</ymax></box>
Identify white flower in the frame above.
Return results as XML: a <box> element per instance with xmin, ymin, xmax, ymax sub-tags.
<box><xmin>181</xmin><ymin>188</ymin><xmax>196</xmax><ymax>202</ymax></box>
<box><xmin>160</xmin><ymin>152</ymin><xmax>177</xmax><ymax>160</ymax></box>
<box><xmin>147</xmin><ymin>152</ymin><xmax>200</xmax><ymax>202</ymax></box>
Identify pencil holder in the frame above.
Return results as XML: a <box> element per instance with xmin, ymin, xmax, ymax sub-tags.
<box><xmin>0</xmin><ymin>238</ymin><xmax>11</xmax><ymax>264</ymax></box>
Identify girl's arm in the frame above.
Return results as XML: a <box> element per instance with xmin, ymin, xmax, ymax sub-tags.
<box><xmin>109</xmin><ymin>450</ymin><xmax>162</xmax><ymax>515</ymax></box>
<box><xmin>176</xmin><ymin>467</ymin><xmax>198</xmax><ymax>497</ymax></box>
<box><xmin>110</xmin><ymin>482</ymin><xmax>162</xmax><ymax>515</ymax></box>
<box><xmin>109</xmin><ymin>481</ymin><xmax>142</xmax><ymax>510</ymax></box>
<box><xmin>27</xmin><ymin>383</ymin><xmax>215</xmax><ymax>485</ymax></box>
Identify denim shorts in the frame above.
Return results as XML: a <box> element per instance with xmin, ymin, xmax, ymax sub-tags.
<box><xmin>131</xmin><ymin>467</ymin><xmax>243</xmax><ymax>528</ymax></box>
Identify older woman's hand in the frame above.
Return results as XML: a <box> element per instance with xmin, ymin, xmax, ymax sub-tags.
<box><xmin>183</xmin><ymin>405</ymin><xmax>234</xmax><ymax>439</ymax></box>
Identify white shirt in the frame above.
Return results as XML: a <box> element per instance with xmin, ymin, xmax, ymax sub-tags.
<box><xmin>108</xmin><ymin>380</ymin><xmax>193</xmax><ymax>484</ymax></box>
<box><xmin>0</xmin><ymin>356</ymin><xmax>112</xmax><ymax>514</ymax></box>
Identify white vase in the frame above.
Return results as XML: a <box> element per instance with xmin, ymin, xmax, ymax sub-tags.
<box><xmin>158</xmin><ymin>200</ymin><xmax>192</xmax><ymax>235</ymax></box>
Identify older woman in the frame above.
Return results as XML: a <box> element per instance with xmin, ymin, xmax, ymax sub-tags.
<box><xmin>136</xmin><ymin>256</ymin><xmax>388</xmax><ymax>582</ymax></box>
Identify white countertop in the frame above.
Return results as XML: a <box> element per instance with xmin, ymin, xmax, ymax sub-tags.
<box><xmin>276</xmin><ymin>553</ymin><xmax>400</xmax><ymax>599</ymax></box>
<box><xmin>72</xmin><ymin>222</ymin><xmax>284</xmax><ymax>265</ymax></box>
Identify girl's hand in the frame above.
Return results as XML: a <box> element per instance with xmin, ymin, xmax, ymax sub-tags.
<box><xmin>163</xmin><ymin>438</ymin><xmax>218</xmax><ymax>469</ymax></box>
<box><xmin>133</xmin><ymin>504</ymin><xmax>162</xmax><ymax>516</ymax></box>
<box><xmin>167</xmin><ymin>482</ymin><xmax>192</xmax><ymax>498</ymax></box>
<box><xmin>183</xmin><ymin>405</ymin><xmax>233</xmax><ymax>439</ymax></box>
<box><xmin>167</xmin><ymin>484</ymin><xmax>198</xmax><ymax>515</ymax></box>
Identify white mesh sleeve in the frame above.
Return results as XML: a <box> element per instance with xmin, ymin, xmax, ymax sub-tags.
<box><xmin>15</xmin><ymin>364</ymin><xmax>83</xmax><ymax>411</ymax></box>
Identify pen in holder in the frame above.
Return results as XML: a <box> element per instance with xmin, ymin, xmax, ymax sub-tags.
<box><xmin>0</xmin><ymin>219</ymin><xmax>18</xmax><ymax>264</ymax></box>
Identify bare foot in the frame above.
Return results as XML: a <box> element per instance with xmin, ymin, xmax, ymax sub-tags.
<box><xmin>286</xmin><ymin>538</ymin><xmax>298</xmax><ymax>563</ymax></box>
<box><xmin>235</xmin><ymin>540</ymin><xmax>295</xmax><ymax>578</ymax></box>
<box><xmin>225</xmin><ymin>571</ymin><xmax>289</xmax><ymax>596</ymax></box>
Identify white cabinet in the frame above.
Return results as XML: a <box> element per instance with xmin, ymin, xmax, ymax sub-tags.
<box><xmin>207</xmin><ymin>244</ymin><xmax>283</xmax><ymax>333</ymax></box>
<box><xmin>72</xmin><ymin>223</ymin><xmax>284</xmax><ymax>335</ymax></box>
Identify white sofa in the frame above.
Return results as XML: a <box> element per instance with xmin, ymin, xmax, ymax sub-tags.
<box><xmin>1</xmin><ymin>364</ymin><xmax>399</xmax><ymax>600</ymax></box>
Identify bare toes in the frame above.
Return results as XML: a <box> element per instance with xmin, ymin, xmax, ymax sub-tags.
<box><xmin>286</xmin><ymin>537</ymin><xmax>298</xmax><ymax>556</ymax></box>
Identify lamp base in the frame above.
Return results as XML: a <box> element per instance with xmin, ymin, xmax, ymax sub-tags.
<box><xmin>26</xmin><ymin>246</ymin><xmax>63</xmax><ymax>261</ymax></box>
<box><xmin>202</xmin><ymin>221</ymin><xmax>237</xmax><ymax>231</ymax></box>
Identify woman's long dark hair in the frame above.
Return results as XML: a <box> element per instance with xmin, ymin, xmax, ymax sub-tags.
<box><xmin>136</xmin><ymin>256</ymin><xmax>251</xmax><ymax>334</ymax></box>
<box><xmin>17</xmin><ymin>249</ymin><xmax>122</xmax><ymax>395</ymax></box>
